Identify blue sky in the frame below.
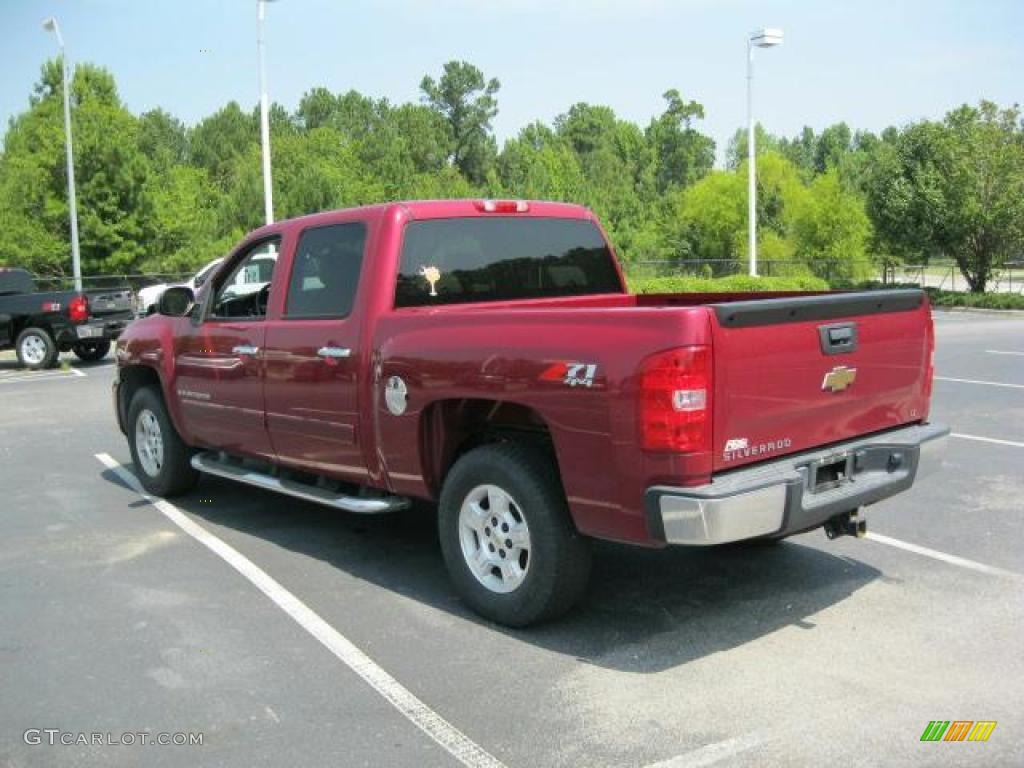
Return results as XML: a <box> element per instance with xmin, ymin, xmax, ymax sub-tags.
<box><xmin>2</xmin><ymin>0</ymin><xmax>1021</xmax><ymax>163</ymax></box>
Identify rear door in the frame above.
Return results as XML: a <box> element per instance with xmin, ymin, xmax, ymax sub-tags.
<box><xmin>263</xmin><ymin>221</ymin><xmax>368</xmax><ymax>483</ymax></box>
<box><xmin>173</xmin><ymin>237</ymin><xmax>280</xmax><ymax>459</ymax></box>
<box><xmin>709</xmin><ymin>291</ymin><xmax>932</xmax><ymax>472</ymax></box>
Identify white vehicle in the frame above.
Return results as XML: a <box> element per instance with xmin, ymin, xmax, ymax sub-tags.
<box><xmin>135</xmin><ymin>258</ymin><xmax>223</xmax><ymax>317</ymax></box>
<box><xmin>135</xmin><ymin>254</ymin><xmax>276</xmax><ymax>316</ymax></box>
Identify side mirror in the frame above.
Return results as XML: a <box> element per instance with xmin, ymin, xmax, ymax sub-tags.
<box><xmin>158</xmin><ymin>286</ymin><xmax>195</xmax><ymax>317</ymax></box>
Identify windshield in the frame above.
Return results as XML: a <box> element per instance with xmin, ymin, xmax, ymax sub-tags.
<box><xmin>395</xmin><ymin>217</ymin><xmax>623</xmax><ymax>307</ymax></box>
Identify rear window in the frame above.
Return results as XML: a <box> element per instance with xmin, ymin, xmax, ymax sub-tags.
<box><xmin>395</xmin><ymin>217</ymin><xmax>623</xmax><ymax>308</ymax></box>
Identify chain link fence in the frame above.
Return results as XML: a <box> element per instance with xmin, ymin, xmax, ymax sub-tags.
<box><xmin>33</xmin><ymin>273</ymin><xmax>195</xmax><ymax>294</ymax></box>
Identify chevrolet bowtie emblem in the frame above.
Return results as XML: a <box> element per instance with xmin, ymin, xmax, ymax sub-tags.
<box><xmin>822</xmin><ymin>365</ymin><xmax>857</xmax><ymax>393</ymax></box>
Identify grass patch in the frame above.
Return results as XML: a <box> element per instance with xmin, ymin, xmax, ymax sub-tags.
<box><xmin>627</xmin><ymin>273</ymin><xmax>830</xmax><ymax>294</ymax></box>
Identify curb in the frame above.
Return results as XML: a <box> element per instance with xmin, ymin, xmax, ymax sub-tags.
<box><xmin>932</xmin><ymin>306</ymin><xmax>1024</xmax><ymax>317</ymax></box>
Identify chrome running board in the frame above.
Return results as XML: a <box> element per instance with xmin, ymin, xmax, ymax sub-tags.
<box><xmin>191</xmin><ymin>452</ymin><xmax>409</xmax><ymax>514</ymax></box>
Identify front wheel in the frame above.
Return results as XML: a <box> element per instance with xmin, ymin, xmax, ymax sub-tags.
<box><xmin>72</xmin><ymin>340</ymin><xmax>111</xmax><ymax>362</ymax></box>
<box><xmin>16</xmin><ymin>327</ymin><xmax>58</xmax><ymax>370</ymax></box>
<box><xmin>127</xmin><ymin>387</ymin><xmax>198</xmax><ymax>497</ymax></box>
<box><xmin>438</xmin><ymin>442</ymin><xmax>591</xmax><ymax>627</ymax></box>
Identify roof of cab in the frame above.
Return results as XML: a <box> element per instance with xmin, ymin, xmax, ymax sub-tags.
<box><xmin>251</xmin><ymin>199</ymin><xmax>595</xmax><ymax>238</ymax></box>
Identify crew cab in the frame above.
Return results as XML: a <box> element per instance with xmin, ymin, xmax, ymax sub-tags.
<box><xmin>0</xmin><ymin>268</ymin><xmax>133</xmax><ymax>368</ymax></box>
<box><xmin>112</xmin><ymin>200</ymin><xmax>948</xmax><ymax>626</ymax></box>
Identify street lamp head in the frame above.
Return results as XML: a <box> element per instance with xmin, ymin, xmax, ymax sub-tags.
<box><xmin>749</xmin><ymin>27</ymin><xmax>783</xmax><ymax>48</ymax></box>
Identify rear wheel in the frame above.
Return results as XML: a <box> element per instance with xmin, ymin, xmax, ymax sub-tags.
<box><xmin>16</xmin><ymin>327</ymin><xmax>58</xmax><ymax>370</ymax></box>
<box><xmin>72</xmin><ymin>340</ymin><xmax>111</xmax><ymax>362</ymax></box>
<box><xmin>127</xmin><ymin>387</ymin><xmax>198</xmax><ymax>497</ymax></box>
<box><xmin>438</xmin><ymin>442</ymin><xmax>591</xmax><ymax>627</ymax></box>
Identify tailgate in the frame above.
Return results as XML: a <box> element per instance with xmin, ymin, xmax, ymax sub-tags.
<box><xmin>87</xmin><ymin>288</ymin><xmax>134</xmax><ymax>316</ymax></box>
<box><xmin>709</xmin><ymin>290</ymin><xmax>932</xmax><ymax>472</ymax></box>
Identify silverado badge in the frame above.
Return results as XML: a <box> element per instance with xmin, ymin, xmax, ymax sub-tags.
<box><xmin>822</xmin><ymin>365</ymin><xmax>857</xmax><ymax>393</ymax></box>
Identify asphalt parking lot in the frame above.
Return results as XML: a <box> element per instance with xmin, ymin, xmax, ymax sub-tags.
<box><xmin>1</xmin><ymin>311</ymin><xmax>1021</xmax><ymax>768</ymax></box>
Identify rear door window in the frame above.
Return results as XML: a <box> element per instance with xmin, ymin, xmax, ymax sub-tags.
<box><xmin>395</xmin><ymin>217</ymin><xmax>622</xmax><ymax>307</ymax></box>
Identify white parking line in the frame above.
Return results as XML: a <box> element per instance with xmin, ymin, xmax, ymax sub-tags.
<box><xmin>865</xmin><ymin>533</ymin><xmax>1024</xmax><ymax>583</ymax></box>
<box><xmin>94</xmin><ymin>453</ymin><xmax>508</xmax><ymax>768</ymax></box>
<box><xmin>952</xmin><ymin>432</ymin><xmax>1024</xmax><ymax>449</ymax></box>
<box><xmin>935</xmin><ymin>376</ymin><xmax>1024</xmax><ymax>390</ymax></box>
<box><xmin>644</xmin><ymin>731</ymin><xmax>766</xmax><ymax>768</ymax></box>
<box><xmin>0</xmin><ymin>367</ymin><xmax>86</xmax><ymax>384</ymax></box>
<box><xmin>986</xmin><ymin>350</ymin><xmax>1024</xmax><ymax>357</ymax></box>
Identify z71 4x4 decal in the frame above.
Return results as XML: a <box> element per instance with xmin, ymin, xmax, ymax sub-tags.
<box><xmin>539</xmin><ymin>361</ymin><xmax>599</xmax><ymax>388</ymax></box>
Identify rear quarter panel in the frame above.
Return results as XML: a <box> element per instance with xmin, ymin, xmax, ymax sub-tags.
<box><xmin>373</xmin><ymin>306</ymin><xmax>713</xmax><ymax>545</ymax></box>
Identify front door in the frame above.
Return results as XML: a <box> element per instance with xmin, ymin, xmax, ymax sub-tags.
<box><xmin>263</xmin><ymin>221</ymin><xmax>367</xmax><ymax>482</ymax></box>
<box><xmin>174</xmin><ymin>237</ymin><xmax>280</xmax><ymax>459</ymax></box>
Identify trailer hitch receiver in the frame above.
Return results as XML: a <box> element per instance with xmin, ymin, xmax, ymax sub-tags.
<box><xmin>824</xmin><ymin>509</ymin><xmax>866</xmax><ymax>540</ymax></box>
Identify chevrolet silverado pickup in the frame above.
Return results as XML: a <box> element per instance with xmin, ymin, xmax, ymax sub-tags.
<box><xmin>112</xmin><ymin>200</ymin><xmax>949</xmax><ymax>626</ymax></box>
<box><xmin>0</xmin><ymin>268</ymin><xmax>133</xmax><ymax>368</ymax></box>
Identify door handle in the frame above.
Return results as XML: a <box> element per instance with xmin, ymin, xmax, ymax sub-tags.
<box><xmin>232</xmin><ymin>345</ymin><xmax>259</xmax><ymax>356</ymax></box>
<box><xmin>317</xmin><ymin>346</ymin><xmax>352</xmax><ymax>359</ymax></box>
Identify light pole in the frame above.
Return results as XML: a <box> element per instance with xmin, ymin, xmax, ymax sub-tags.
<box><xmin>746</xmin><ymin>27</ymin><xmax>783</xmax><ymax>277</ymax></box>
<box><xmin>257</xmin><ymin>0</ymin><xmax>278</xmax><ymax>227</ymax></box>
<box><xmin>42</xmin><ymin>16</ymin><xmax>82</xmax><ymax>292</ymax></box>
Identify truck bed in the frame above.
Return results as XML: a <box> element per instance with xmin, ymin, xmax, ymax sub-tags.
<box><xmin>384</xmin><ymin>287</ymin><xmax>931</xmax><ymax>475</ymax></box>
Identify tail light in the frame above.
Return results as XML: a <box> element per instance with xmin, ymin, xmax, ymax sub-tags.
<box><xmin>68</xmin><ymin>295</ymin><xmax>89</xmax><ymax>323</ymax></box>
<box><xmin>923</xmin><ymin>314</ymin><xmax>936</xmax><ymax>408</ymax></box>
<box><xmin>475</xmin><ymin>199</ymin><xmax>529</xmax><ymax>213</ymax></box>
<box><xmin>638</xmin><ymin>346</ymin><xmax>712</xmax><ymax>452</ymax></box>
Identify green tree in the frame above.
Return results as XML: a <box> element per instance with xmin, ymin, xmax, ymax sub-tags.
<box><xmin>497</xmin><ymin>122</ymin><xmax>585</xmax><ymax>202</ymax></box>
<box><xmin>865</xmin><ymin>101</ymin><xmax>1024</xmax><ymax>291</ymax></box>
<box><xmin>669</xmin><ymin>171</ymin><xmax>746</xmax><ymax>266</ymax></box>
<box><xmin>296</xmin><ymin>86</ymin><xmax>339</xmax><ymax>130</ymax></box>
<box><xmin>645</xmin><ymin>89</ymin><xmax>714</xmax><ymax>193</ymax></box>
<box><xmin>778</xmin><ymin>126</ymin><xmax>818</xmax><ymax>180</ymax></box>
<box><xmin>813</xmin><ymin>122</ymin><xmax>853</xmax><ymax>174</ymax></box>
<box><xmin>140</xmin><ymin>165</ymin><xmax>225</xmax><ymax>272</ymax></box>
<box><xmin>420</xmin><ymin>61</ymin><xmax>500</xmax><ymax>184</ymax></box>
<box><xmin>189</xmin><ymin>101</ymin><xmax>256</xmax><ymax>187</ymax></box>
<box><xmin>790</xmin><ymin>169</ymin><xmax>873</xmax><ymax>283</ymax></box>
<box><xmin>0</xmin><ymin>60</ymin><xmax>152</xmax><ymax>275</ymax></box>
<box><xmin>725</xmin><ymin>123</ymin><xmax>781</xmax><ymax>170</ymax></box>
<box><xmin>137</xmin><ymin>108</ymin><xmax>188</xmax><ymax>172</ymax></box>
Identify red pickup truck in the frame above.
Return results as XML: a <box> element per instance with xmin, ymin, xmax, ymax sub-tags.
<box><xmin>113</xmin><ymin>200</ymin><xmax>948</xmax><ymax>626</ymax></box>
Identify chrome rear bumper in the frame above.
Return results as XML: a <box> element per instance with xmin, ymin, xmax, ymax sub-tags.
<box><xmin>646</xmin><ymin>422</ymin><xmax>949</xmax><ymax>546</ymax></box>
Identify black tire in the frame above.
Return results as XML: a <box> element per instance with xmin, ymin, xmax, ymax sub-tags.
<box><xmin>72</xmin><ymin>340</ymin><xmax>111</xmax><ymax>362</ymax></box>
<box><xmin>15</xmin><ymin>327</ymin><xmax>58</xmax><ymax>370</ymax></box>
<box><xmin>127</xmin><ymin>386</ymin><xmax>198</xmax><ymax>497</ymax></box>
<box><xmin>438</xmin><ymin>442</ymin><xmax>592</xmax><ymax>627</ymax></box>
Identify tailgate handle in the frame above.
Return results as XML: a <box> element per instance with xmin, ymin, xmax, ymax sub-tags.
<box><xmin>819</xmin><ymin>322</ymin><xmax>858</xmax><ymax>355</ymax></box>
